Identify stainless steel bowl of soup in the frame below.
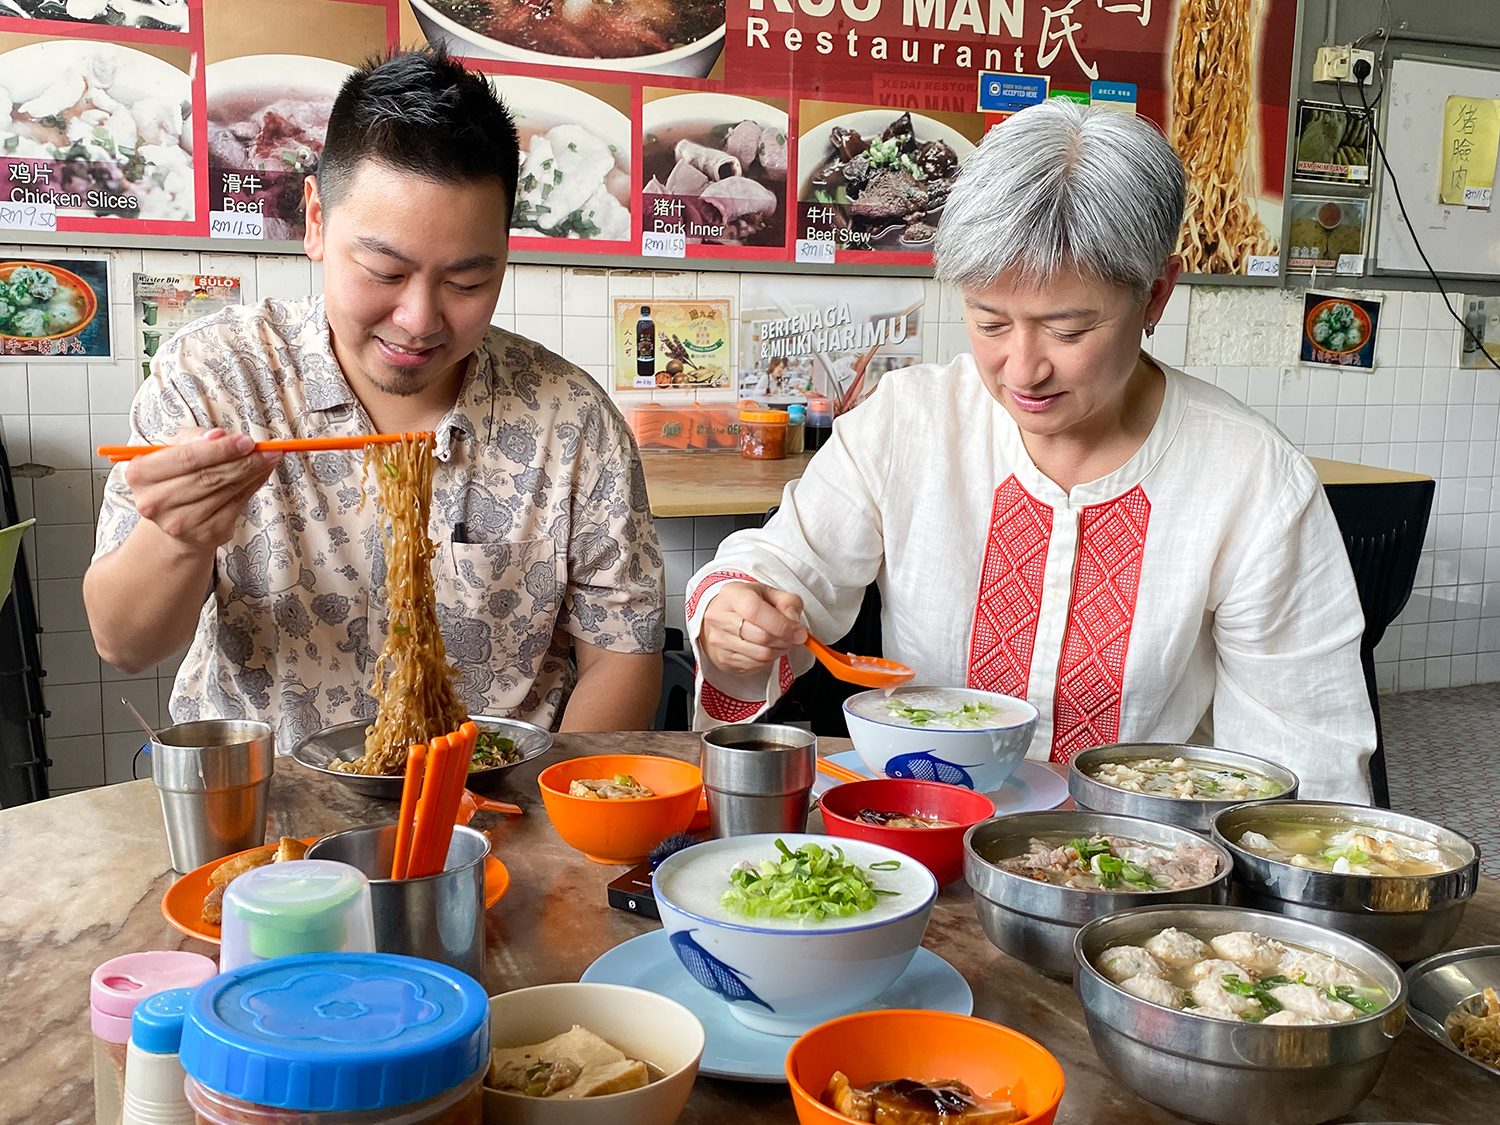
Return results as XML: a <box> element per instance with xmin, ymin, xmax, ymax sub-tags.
<box><xmin>1070</xmin><ymin>743</ymin><xmax>1298</xmax><ymax>833</ymax></box>
<box><xmin>964</xmin><ymin>812</ymin><xmax>1232</xmax><ymax>978</ymax></box>
<box><xmin>1213</xmin><ymin>802</ymin><xmax>1480</xmax><ymax>965</ymax></box>
<box><xmin>1075</xmin><ymin>903</ymin><xmax>1407</xmax><ymax>1125</ymax></box>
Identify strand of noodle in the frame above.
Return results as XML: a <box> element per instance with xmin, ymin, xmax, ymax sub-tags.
<box><xmin>1169</xmin><ymin>0</ymin><xmax>1277</xmax><ymax>274</ymax></box>
<box><xmin>330</xmin><ymin>435</ymin><xmax>466</xmax><ymax>775</ymax></box>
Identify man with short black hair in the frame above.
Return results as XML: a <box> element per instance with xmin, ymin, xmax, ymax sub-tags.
<box><xmin>84</xmin><ymin>48</ymin><xmax>664</xmax><ymax>749</ymax></box>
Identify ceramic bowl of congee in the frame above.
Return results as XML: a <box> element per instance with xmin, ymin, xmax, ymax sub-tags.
<box><xmin>842</xmin><ymin>687</ymin><xmax>1038</xmax><ymax>793</ymax></box>
<box><xmin>652</xmin><ymin>833</ymin><xmax>938</xmax><ymax>1037</ymax></box>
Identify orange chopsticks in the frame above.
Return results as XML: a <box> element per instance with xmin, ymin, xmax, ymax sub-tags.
<box><xmin>395</xmin><ymin>722</ymin><xmax>480</xmax><ymax>880</ymax></box>
<box><xmin>96</xmin><ymin>431</ymin><xmax>435</xmax><ymax>463</ymax></box>
<box><xmin>389</xmin><ymin>742</ymin><xmax>428</xmax><ymax>880</ymax></box>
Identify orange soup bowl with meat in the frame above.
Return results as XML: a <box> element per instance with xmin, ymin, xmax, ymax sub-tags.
<box><xmin>538</xmin><ymin>754</ymin><xmax>703</xmax><ymax>864</ymax></box>
<box><xmin>786</xmin><ymin>1009</ymin><xmax>1065</xmax><ymax>1125</ymax></box>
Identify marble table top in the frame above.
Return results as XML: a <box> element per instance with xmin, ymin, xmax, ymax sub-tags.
<box><xmin>2</xmin><ymin>730</ymin><xmax>1495</xmax><ymax>1124</ymax></box>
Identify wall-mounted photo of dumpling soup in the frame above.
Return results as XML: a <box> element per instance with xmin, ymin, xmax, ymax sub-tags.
<box><xmin>490</xmin><ymin>76</ymin><xmax>632</xmax><ymax>242</ymax></box>
<box><xmin>643</xmin><ymin>94</ymin><xmax>788</xmax><ymax>248</ymax></box>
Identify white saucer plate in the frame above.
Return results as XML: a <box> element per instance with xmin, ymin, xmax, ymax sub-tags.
<box><xmin>814</xmin><ymin>752</ymin><xmax>1070</xmax><ymax>814</ymax></box>
<box><xmin>580</xmin><ymin>930</ymin><xmax>972</xmax><ymax>1082</ymax></box>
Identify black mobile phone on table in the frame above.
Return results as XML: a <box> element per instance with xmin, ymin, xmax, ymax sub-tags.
<box><xmin>606</xmin><ymin>861</ymin><xmax>658</xmax><ymax>919</ymax></box>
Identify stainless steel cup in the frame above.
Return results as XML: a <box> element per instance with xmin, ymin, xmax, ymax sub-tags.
<box><xmin>307</xmin><ymin>824</ymin><xmax>489</xmax><ymax>986</ymax></box>
<box><xmin>700</xmin><ymin>723</ymin><xmax>817</xmax><ymax>837</ymax></box>
<box><xmin>151</xmin><ymin>719</ymin><xmax>275</xmax><ymax>874</ymax></box>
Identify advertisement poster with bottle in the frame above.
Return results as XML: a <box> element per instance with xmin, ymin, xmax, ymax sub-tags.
<box><xmin>613</xmin><ymin>298</ymin><xmax>732</xmax><ymax>390</ymax></box>
<box><xmin>132</xmin><ymin>273</ymin><xmax>242</xmax><ymax>378</ymax></box>
<box><xmin>739</xmin><ymin>276</ymin><xmax>924</xmax><ymax>406</ymax></box>
<box><xmin>1461</xmin><ymin>298</ymin><xmax>1500</xmax><ymax>369</ymax></box>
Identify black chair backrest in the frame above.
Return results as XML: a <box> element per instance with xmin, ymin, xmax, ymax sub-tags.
<box><xmin>1322</xmin><ymin>480</ymin><xmax>1435</xmax><ymax>652</ymax></box>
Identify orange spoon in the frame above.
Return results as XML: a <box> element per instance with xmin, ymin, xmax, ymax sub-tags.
<box><xmin>804</xmin><ymin>635</ymin><xmax>914</xmax><ymax>688</ymax></box>
<box><xmin>456</xmin><ymin>789</ymin><xmax>524</xmax><ymax>824</ymax></box>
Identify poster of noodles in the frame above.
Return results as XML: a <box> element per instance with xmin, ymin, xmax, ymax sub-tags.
<box><xmin>0</xmin><ymin>257</ymin><xmax>111</xmax><ymax>360</ymax></box>
<box><xmin>739</xmin><ymin>276</ymin><xmax>924</xmax><ymax>405</ymax></box>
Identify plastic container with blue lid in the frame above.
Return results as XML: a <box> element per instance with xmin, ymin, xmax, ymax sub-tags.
<box><xmin>179</xmin><ymin>952</ymin><xmax>489</xmax><ymax>1125</ymax></box>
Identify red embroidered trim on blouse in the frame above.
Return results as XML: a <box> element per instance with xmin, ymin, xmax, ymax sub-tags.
<box><xmin>686</xmin><ymin>569</ymin><xmax>758</xmax><ymax>620</ymax></box>
<box><xmin>1051</xmin><ymin>486</ymin><xmax>1151</xmax><ymax>763</ymax></box>
<box><xmin>701</xmin><ymin>680</ymin><xmax>765</xmax><ymax>723</ymax></box>
<box><xmin>967</xmin><ymin>476</ymin><xmax>1053</xmax><ymax>697</ymax></box>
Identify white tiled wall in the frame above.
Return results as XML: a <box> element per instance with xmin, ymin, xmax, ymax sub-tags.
<box><xmin>5</xmin><ymin>244</ymin><xmax>1495</xmax><ymax>796</ymax></box>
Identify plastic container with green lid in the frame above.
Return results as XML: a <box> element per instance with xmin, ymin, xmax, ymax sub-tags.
<box><xmin>220</xmin><ymin>859</ymin><xmax>375</xmax><ymax>972</ymax></box>
<box><xmin>180</xmin><ymin>952</ymin><xmax>490</xmax><ymax>1125</ymax></box>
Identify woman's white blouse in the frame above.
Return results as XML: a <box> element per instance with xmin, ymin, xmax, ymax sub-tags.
<box><xmin>686</xmin><ymin>356</ymin><xmax>1377</xmax><ymax>804</ymax></box>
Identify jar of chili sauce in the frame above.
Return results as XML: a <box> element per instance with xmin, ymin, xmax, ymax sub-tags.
<box><xmin>179</xmin><ymin>953</ymin><xmax>489</xmax><ymax>1125</ymax></box>
<box><xmin>739</xmin><ymin>407</ymin><xmax>790</xmax><ymax>460</ymax></box>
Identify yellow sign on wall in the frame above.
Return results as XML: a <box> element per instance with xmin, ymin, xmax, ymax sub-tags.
<box><xmin>1440</xmin><ymin>95</ymin><xmax>1500</xmax><ymax>209</ymax></box>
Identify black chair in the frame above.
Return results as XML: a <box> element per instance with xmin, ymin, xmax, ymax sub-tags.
<box><xmin>1323</xmin><ymin>479</ymin><xmax>1436</xmax><ymax>808</ymax></box>
<box><xmin>0</xmin><ymin>439</ymin><xmax>48</xmax><ymax>806</ymax></box>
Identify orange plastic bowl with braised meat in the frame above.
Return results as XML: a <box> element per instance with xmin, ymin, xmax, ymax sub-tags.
<box><xmin>538</xmin><ymin>754</ymin><xmax>702</xmax><ymax>865</ymax></box>
<box><xmin>786</xmin><ymin>1009</ymin><xmax>1065</xmax><ymax>1125</ymax></box>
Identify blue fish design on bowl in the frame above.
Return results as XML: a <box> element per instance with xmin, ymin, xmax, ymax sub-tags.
<box><xmin>884</xmin><ymin>751</ymin><xmax>975</xmax><ymax>789</ymax></box>
<box><xmin>668</xmin><ymin>930</ymin><xmax>774</xmax><ymax>1011</ymax></box>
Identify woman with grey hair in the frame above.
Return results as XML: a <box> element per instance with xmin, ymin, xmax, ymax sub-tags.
<box><xmin>686</xmin><ymin>100</ymin><xmax>1375</xmax><ymax>803</ymax></box>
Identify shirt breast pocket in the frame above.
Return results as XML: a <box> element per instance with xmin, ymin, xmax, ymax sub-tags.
<box><xmin>434</xmin><ymin>536</ymin><xmax>566</xmax><ymax>692</ymax></box>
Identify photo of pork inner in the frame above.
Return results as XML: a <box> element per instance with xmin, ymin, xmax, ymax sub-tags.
<box><xmin>643</xmin><ymin>99</ymin><xmax>787</xmax><ymax>247</ymax></box>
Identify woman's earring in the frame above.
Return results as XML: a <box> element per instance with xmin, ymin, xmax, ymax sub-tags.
<box><xmin>1145</xmin><ymin>321</ymin><xmax>1158</xmax><ymax>337</ymax></box>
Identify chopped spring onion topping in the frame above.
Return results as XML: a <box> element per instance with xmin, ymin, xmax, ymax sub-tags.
<box><xmin>720</xmin><ymin>838</ymin><xmax>899</xmax><ymax>922</ymax></box>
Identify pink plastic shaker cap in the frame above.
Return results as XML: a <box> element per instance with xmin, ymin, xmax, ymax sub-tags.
<box><xmin>90</xmin><ymin>950</ymin><xmax>216</xmax><ymax>1042</ymax></box>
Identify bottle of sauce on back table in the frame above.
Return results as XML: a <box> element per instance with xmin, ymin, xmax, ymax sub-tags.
<box><xmin>804</xmin><ymin>395</ymin><xmax>833</xmax><ymax>451</ymax></box>
<box><xmin>636</xmin><ymin>306</ymin><xmax>656</xmax><ymax>382</ymax></box>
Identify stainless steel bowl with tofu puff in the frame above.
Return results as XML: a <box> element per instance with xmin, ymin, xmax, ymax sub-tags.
<box><xmin>1069</xmin><ymin>743</ymin><xmax>1298</xmax><ymax>833</ymax></box>
<box><xmin>964</xmin><ymin>811</ymin><xmax>1232</xmax><ymax>978</ymax></box>
<box><xmin>1075</xmin><ymin>904</ymin><xmax>1407</xmax><ymax>1125</ymax></box>
<box><xmin>1213</xmin><ymin>801</ymin><xmax>1480</xmax><ymax>964</ymax></box>
<box><xmin>1404</xmin><ymin>944</ymin><xmax>1500</xmax><ymax>1080</ymax></box>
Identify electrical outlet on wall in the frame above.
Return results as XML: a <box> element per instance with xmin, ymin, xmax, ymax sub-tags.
<box><xmin>1314</xmin><ymin>45</ymin><xmax>1376</xmax><ymax>84</ymax></box>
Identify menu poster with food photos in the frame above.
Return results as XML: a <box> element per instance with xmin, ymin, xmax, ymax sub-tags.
<box><xmin>0</xmin><ymin>256</ymin><xmax>111</xmax><ymax>360</ymax></box>
<box><xmin>2</xmin><ymin>1</ymin><xmax>1301</xmax><ymax>275</ymax></box>
<box><xmin>1286</xmin><ymin>195</ymin><xmax>1369</xmax><ymax>274</ymax></box>
<box><xmin>1301</xmin><ymin>291</ymin><xmax>1381</xmax><ymax>371</ymax></box>
<box><xmin>739</xmin><ymin>275</ymin><xmax>924</xmax><ymax>405</ymax></box>
<box><xmin>132</xmin><ymin>271</ymin><xmax>241</xmax><ymax>378</ymax></box>
<box><xmin>613</xmin><ymin>298</ymin><xmax>731</xmax><ymax>390</ymax></box>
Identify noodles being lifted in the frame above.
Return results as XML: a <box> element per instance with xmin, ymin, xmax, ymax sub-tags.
<box><xmin>1169</xmin><ymin>0</ymin><xmax>1278</xmax><ymax>274</ymax></box>
<box><xmin>331</xmin><ymin>434</ymin><xmax>466</xmax><ymax>776</ymax></box>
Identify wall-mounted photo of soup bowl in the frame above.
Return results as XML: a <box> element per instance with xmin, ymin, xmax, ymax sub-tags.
<box><xmin>1305</xmin><ymin>298</ymin><xmax>1372</xmax><ymax>355</ymax></box>
<box><xmin>0</xmin><ymin>262</ymin><xmax>98</xmax><ymax>345</ymax></box>
<box><xmin>797</xmin><ymin>110</ymin><xmax>976</xmax><ymax>251</ymax></box>
<box><xmin>642</xmin><ymin>92</ymin><xmax>788</xmax><ymax>248</ymax></box>
<box><xmin>843</xmin><ymin>686</ymin><xmax>1038</xmax><ymax>793</ymax></box>
<box><xmin>409</xmin><ymin>0</ymin><xmax>725</xmax><ymax>79</ymax></box>
<box><xmin>653</xmin><ymin>833</ymin><xmax>938</xmax><ymax>1036</ymax></box>
<box><xmin>485</xmin><ymin>74</ymin><xmax>632</xmax><ymax>243</ymax></box>
<box><xmin>205</xmin><ymin>55</ymin><xmax>355</xmax><ymax>241</ymax></box>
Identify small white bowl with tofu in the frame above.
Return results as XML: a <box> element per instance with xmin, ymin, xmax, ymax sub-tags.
<box><xmin>484</xmin><ymin>982</ymin><xmax>704</xmax><ymax>1124</ymax></box>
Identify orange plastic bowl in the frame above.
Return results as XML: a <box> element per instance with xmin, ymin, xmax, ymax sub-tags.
<box><xmin>538</xmin><ymin>754</ymin><xmax>703</xmax><ymax>864</ymax></box>
<box><xmin>786</xmin><ymin>1009</ymin><xmax>1065</xmax><ymax>1125</ymax></box>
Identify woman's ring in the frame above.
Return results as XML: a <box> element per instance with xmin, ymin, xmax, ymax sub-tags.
<box><xmin>738</xmin><ymin>619</ymin><xmax>746</xmax><ymax>640</ymax></box>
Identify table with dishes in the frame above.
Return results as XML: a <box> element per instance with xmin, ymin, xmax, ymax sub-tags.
<box><xmin>2</xmin><ymin>729</ymin><xmax>1498</xmax><ymax>1125</ymax></box>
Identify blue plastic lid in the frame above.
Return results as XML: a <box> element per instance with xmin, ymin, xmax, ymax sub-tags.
<box><xmin>132</xmin><ymin>988</ymin><xmax>195</xmax><ymax>1055</ymax></box>
<box><xmin>179</xmin><ymin>953</ymin><xmax>489</xmax><ymax>1112</ymax></box>
<box><xmin>788</xmin><ymin>404</ymin><xmax>806</xmax><ymax>422</ymax></box>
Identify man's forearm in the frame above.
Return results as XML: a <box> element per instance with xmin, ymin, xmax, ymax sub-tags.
<box><xmin>83</xmin><ymin>521</ymin><xmax>214</xmax><ymax>674</ymax></box>
<box><xmin>559</xmin><ymin>648</ymin><xmax>663</xmax><ymax>732</ymax></box>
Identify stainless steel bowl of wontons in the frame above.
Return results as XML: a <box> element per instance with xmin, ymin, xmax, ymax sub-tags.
<box><xmin>1213</xmin><ymin>801</ymin><xmax>1480</xmax><ymax>965</ymax></box>
<box><xmin>1403</xmin><ymin>945</ymin><xmax>1500</xmax><ymax>1081</ymax></box>
<box><xmin>291</xmin><ymin>715</ymin><xmax>553</xmax><ymax>799</ymax></box>
<box><xmin>1075</xmin><ymin>904</ymin><xmax>1407</xmax><ymax>1125</ymax></box>
<box><xmin>964</xmin><ymin>811</ymin><xmax>1233</xmax><ymax>978</ymax></box>
<box><xmin>1069</xmin><ymin>743</ymin><xmax>1299</xmax><ymax>833</ymax></box>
